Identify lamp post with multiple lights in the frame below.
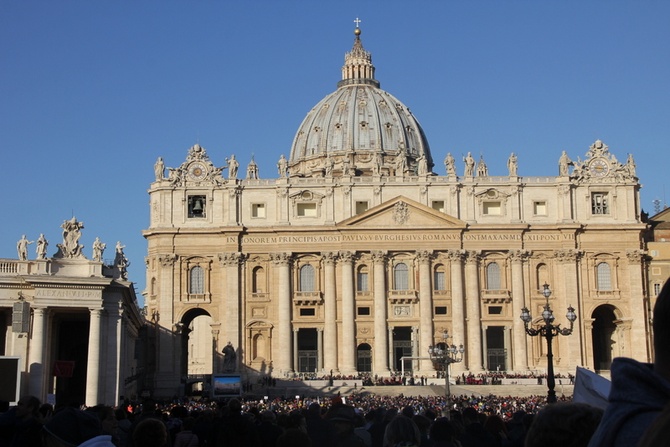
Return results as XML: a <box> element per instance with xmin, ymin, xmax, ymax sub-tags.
<box><xmin>428</xmin><ymin>330</ymin><xmax>464</xmax><ymax>417</ymax></box>
<box><xmin>520</xmin><ymin>283</ymin><xmax>577</xmax><ymax>403</ymax></box>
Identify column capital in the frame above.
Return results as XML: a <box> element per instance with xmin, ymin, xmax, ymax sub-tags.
<box><xmin>415</xmin><ymin>250</ymin><xmax>433</xmax><ymax>264</ymax></box>
<box><xmin>158</xmin><ymin>254</ymin><xmax>178</xmax><ymax>267</ymax></box>
<box><xmin>508</xmin><ymin>249</ymin><xmax>532</xmax><ymax>263</ymax></box>
<box><xmin>270</xmin><ymin>252</ymin><xmax>293</xmax><ymax>266</ymax></box>
<box><xmin>322</xmin><ymin>251</ymin><xmax>338</xmax><ymax>266</ymax></box>
<box><xmin>553</xmin><ymin>249</ymin><xmax>582</xmax><ymax>263</ymax></box>
<box><xmin>372</xmin><ymin>250</ymin><xmax>387</xmax><ymax>264</ymax></box>
<box><xmin>446</xmin><ymin>249</ymin><xmax>465</xmax><ymax>263</ymax></box>
<box><xmin>464</xmin><ymin>250</ymin><xmax>481</xmax><ymax>264</ymax></box>
<box><xmin>626</xmin><ymin>249</ymin><xmax>647</xmax><ymax>264</ymax></box>
<box><xmin>338</xmin><ymin>250</ymin><xmax>355</xmax><ymax>264</ymax></box>
<box><xmin>218</xmin><ymin>252</ymin><xmax>246</xmax><ymax>267</ymax></box>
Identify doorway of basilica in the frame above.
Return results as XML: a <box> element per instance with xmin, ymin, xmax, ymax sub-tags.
<box><xmin>592</xmin><ymin>305</ymin><xmax>617</xmax><ymax>372</ymax></box>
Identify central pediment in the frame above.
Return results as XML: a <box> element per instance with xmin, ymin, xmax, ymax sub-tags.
<box><xmin>338</xmin><ymin>196</ymin><xmax>467</xmax><ymax>228</ymax></box>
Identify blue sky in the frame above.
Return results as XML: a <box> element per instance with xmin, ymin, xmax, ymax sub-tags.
<box><xmin>1</xmin><ymin>1</ymin><xmax>668</xmax><ymax>304</ymax></box>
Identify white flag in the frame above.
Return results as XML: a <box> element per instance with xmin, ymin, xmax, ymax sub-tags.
<box><xmin>573</xmin><ymin>366</ymin><xmax>611</xmax><ymax>410</ymax></box>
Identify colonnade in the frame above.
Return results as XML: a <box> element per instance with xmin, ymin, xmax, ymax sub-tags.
<box><xmin>265</xmin><ymin>248</ymin><xmax>535</xmax><ymax>377</ymax></box>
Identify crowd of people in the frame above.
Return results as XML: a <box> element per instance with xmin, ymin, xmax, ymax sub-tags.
<box><xmin>2</xmin><ymin>277</ymin><xmax>670</xmax><ymax>447</ymax></box>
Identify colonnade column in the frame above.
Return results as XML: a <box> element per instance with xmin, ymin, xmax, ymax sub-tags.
<box><xmin>271</xmin><ymin>252</ymin><xmax>292</xmax><ymax>376</ymax></box>
<box><xmin>417</xmin><ymin>250</ymin><xmax>434</xmax><ymax>372</ymax></box>
<box><xmin>323</xmin><ymin>252</ymin><xmax>338</xmax><ymax>373</ymax></box>
<box><xmin>510</xmin><ymin>250</ymin><xmax>530</xmax><ymax>371</ymax></box>
<box><xmin>85</xmin><ymin>308</ymin><xmax>102</xmax><ymax>407</ymax></box>
<box><xmin>339</xmin><ymin>251</ymin><xmax>357</xmax><ymax>374</ymax></box>
<box><xmin>447</xmin><ymin>250</ymin><xmax>466</xmax><ymax>375</ymax></box>
<box><xmin>28</xmin><ymin>306</ymin><xmax>46</xmax><ymax>400</ymax></box>
<box><xmin>372</xmin><ymin>251</ymin><xmax>389</xmax><ymax>374</ymax></box>
<box><xmin>626</xmin><ymin>250</ymin><xmax>649</xmax><ymax>362</ymax></box>
<box><xmin>464</xmin><ymin>251</ymin><xmax>484</xmax><ymax>371</ymax></box>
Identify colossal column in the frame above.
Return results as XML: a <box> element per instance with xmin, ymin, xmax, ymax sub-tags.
<box><xmin>156</xmin><ymin>254</ymin><xmax>178</xmax><ymax>392</ymax></box>
<box><xmin>447</xmin><ymin>250</ymin><xmax>466</xmax><ymax>375</ymax></box>
<box><xmin>28</xmin><ymin>306</ymin><xmax>46</xmax><ymax>400</ymax></box>
<box><xmin>219</xmin><ymin>252</ymin><xmax>245</xmax><ymax>359</ymax></box>
<box><xmin>323</xmin><ymin>252</ymin><xmax>338</xmax><ymax>372</ymax></box>
<box><xmin>372</xmin><ymin>251</ymin><xmax>390</xmax><ymax>374</ymax></box>
<box><xmin>339</xmin><ymin>251</ymin><xmax>357</xmax><ymax>374</ymax></box>
<box><xmin>626</xmin><ymin>250</ymin><xmax>649</xmax><ymax>362</ymax></box>
<box><xmin>271</xmin><ymin>252</ymin><xmax>292</xmax><ymax>375</ymax></box>
<box><xmin>464</xmin><ymin>251</ymin><xmax>484</xmax><ymax>371</ymax></box>
<box><xmin>416</xmin><ymin>250</ymin><xmax>434</xmax><ymax>372</ymax></box>
<box><xmin>510</xmin><ymin>250</ymin><xmax>530</xmax><ymax>371</ymax></box>
<box><xmin>555</xmin><ymin>249</ymin><xmax>583</xmax><ymax>368</ymax></box>
<box><xmin>85</xmin><ymin>308</ymin><xmax>102</xmax><ymax>407</ymax></box>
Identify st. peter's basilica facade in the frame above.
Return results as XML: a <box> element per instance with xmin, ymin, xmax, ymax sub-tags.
<box><xmin>143</xmin><ymin>26</ymin><xmax>648</xmax><ymax>397</ymax></box>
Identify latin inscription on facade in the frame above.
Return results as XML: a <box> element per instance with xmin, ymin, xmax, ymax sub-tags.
<box><xmin>233</xmin><ymin>233</ymin><xmax>462</xmax><ymax>245</ymax></box>
<box><xmin>35</xmin><ymin>289</ymin><xmax>101</xmax><ymax>299</ymax></box>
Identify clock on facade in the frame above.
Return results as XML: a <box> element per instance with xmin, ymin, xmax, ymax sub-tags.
<box><xmin>589</xmin><ymin>158</ymin><xmax>609</xmax><ymax>177</ymax></box>
<box><xmin>188</xmin><ymin>163</ymin><xmax>207</xmax><ymax>181</ymax></box>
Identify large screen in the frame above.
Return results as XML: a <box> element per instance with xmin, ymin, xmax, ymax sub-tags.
<box><xmin>211</xmin><ymin>374</ymin><xmax>241</xmax><ymax>398</ymax></box>
<box><xmin>0</xmin><ymin>357</ymin><xmax>21</xmax><ymax>404</ymax></box>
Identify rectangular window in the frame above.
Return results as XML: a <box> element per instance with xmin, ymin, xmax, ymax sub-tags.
<box><xmin>434</xmin><ymin>306</ymin><xmax>447</xmax><ymax>315</ymax></box>
<box><xmin>357</xmin><ymin>307</ymin><xmax>371</xmax><ymax>316</ymax></box>
<box><xmin>592</xmin><ymin>193</ymin><xmax>609</xmax><ymax>215</ymax></box>
<box><xmin>654</xmin><ymin>283</ymin><xmax>662</xmax><ymax>296</ymax></box>
<box><xmin>533</xmin><ymin>201</ymin><xmax>547</xmax><ymax>216</ymax></box>
<box><xmin>431</xmin><ymin>201</ymin><xmax>445</xmax><ymax>213</ymax></box>
<box><xmin>251</xmin><ymin>203</ymin><xmax>266</xmax><ymax>218</ymax></box>
<box><xmin>188</xmin><ymin>195</ymin><xmax>206</xmax><ymax>218</ymax></box>
<box><xmin>483</xmin><ymin>201</ymin><xmax>501</xmax><ymax>215</ymax></box>
<box><xmin>300</xmin><ymin>308</ymin><xmax>316</xmax><ymax>317</ymax></box>
<box><xmin>297</xmin><ymin>203</ymin><xmax>317</xmax><ymax>217</ymax></box>
<box><xmin>488</xmin><ymin>306</ymin><xmax>503</xmax><ymax>315</ymax></box>
<box><xmin>355</xmin><ymin>201</ymin><xmax>369</xmax><ymax>215</ymax></box>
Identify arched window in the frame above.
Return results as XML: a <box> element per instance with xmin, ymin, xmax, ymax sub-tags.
<box><xmin>486</xmin><ymin>262</ymin><xmax>501</xmax><ymax>290</ymax></box>
<box><xmin>253</xmin><ymin>266</ymin><xmax>265</xmax><ymax>293</ymax></box>
<box><xmin>357</xmin><ymin>265</ymin><xmax>369</xmax><ymax>292</ymax></box>
<box><xmin>189</xmin><ymin>266</ymin><xmax>204</xmax><ymax>294</ymax></box>
<box><xmin>394</xmin><ymin>262</ymin><xmax>409</xmax><ymax>290</ymax></box>
<box><xmin>596</xmin><ymin>262</ymin><xmax>612</xmax><ymax>291</ymax></box>
<box><xmin>150</xmin><ymin>277</ymin><xmax>157</xmax><ymax>296</ymax></box>
<box><xmin>300</xmin><ymin>264</ymin><xmax>315</xmax><ymax>292</ymax></box>
<box><xmin>434</xmin><ymin>264</ymin><xmax>446</xmax><ymax>291</ymax></box>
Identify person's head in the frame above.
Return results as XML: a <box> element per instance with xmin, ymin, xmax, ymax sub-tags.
<box><xmin>524</xmin><ymin>402</ymin><xmax>603</xmax><ymax>447</ymax></box>
<box><xmin>133</xmin><ymin>418</ymin><xmax>167</xmax><ymax>447</ymax></box>
<box><xmin>461</xmin><ymin>407</ymin><xmax>479</xmax><ymax>425</ymax></box>
<box><xmin>653</xmin><ymin>278</ymin><xmax>670</xmax><ymax>378</ymax></box>
<box><xmin>276</xmin><ymin>428</ymin><xmax>312</xmax><ymax>447</ymax></box>
<box><xmin>16</xmin><ymin>395</ymin><xmax>40</xmax><ymax>420</ymax></box>
<box><xmin>484</xmin><ymin>414</ymin><xmax>508</xmax><ymax>439</ymax></box>
<box><xmin>42</xmin><ymin>407</ymin><xmax>104</xmax><ymax>447</ymax></box>
<box><xmin>383</xmin><ymin>415</ymin><xmax>421</xmax><ymax>447</ymax></box>
<box><xmin>327</xmin><ymin>405</ymin><xmax>356</xmax><ymax>436</ymax></box>
<box><xmin>638</xmin><ymin>402</ymin><xmax>670</xmax><ymax>447</ymax></box>
<box><xmin>429</xmin><ymin>417</ymin><xmax>457</xmax><ymax>444</ymax></box>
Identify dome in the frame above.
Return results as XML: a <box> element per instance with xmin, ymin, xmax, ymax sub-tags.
<box><xmin>288</xmin><ymin>26</ymin><xmax>432</xmax><ymax>178</ymax></box>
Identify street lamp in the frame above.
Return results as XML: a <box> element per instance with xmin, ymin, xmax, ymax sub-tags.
<box><xmin>520</xmin><ymin>283</ymin><xmax>577</xmax><ymax>403</ymax></box>
<box><xmin>428</xmin><ymin>329</ymin><xmax>464</xmax><ymax>418</ymax></box>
